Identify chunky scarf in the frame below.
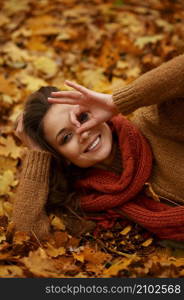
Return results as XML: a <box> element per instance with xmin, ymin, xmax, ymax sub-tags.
<box><xmin>75</xmin><ymin>114</ymin><xmax>184</xmax><ymax>241</ymax></box>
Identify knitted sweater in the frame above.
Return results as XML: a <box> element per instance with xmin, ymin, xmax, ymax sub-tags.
<box><xmin>12</xmin><ymin>54</ymin><xmax>184</xmax><ymax>238</ymax></box>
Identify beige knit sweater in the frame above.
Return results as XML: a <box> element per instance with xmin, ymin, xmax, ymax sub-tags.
<box><xmin>12</xmin><ymin>54</ymin><xmax>184</xmax><ymax>238</ymax></box>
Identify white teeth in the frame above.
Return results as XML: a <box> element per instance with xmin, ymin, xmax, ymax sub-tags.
<box><xmin>87</xmin><ymin>136</ymin><xmax>100</xmax><ymax>152</ymax></box>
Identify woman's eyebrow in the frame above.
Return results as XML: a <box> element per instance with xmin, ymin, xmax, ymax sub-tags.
<box><xmin>55</xmin><ymin>110</ymin><xmax>72</xmax><ymax>142</ymax></box>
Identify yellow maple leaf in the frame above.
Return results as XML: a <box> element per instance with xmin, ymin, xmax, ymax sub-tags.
<box><xmin>3</xmin><ymin>0</ymin><xmax>29</xmax><ymax>15</ymax></box>
<box><xmin>0</xmin><ymin>170</ymin><xmax>17</xmax><ymax>196</ymax></box>
<box><xmin>16</xmin><ymin>73</ymin><xmax>48</xmax><ymax>92</ymax></box>
<box><xmin>33</xmin><ymin>56</ymin><xmax>58</xmax><ymax>78</ymax></box>
<box><xmin>2</xmin><ymin>42</ymin><xmax>29</xmax><ymax>68</ymax></box>
<box><xmin>0</xmin><ymin>156</ymin><xmax>17</xmax><ymax>173</ymax></box>
<box><xmin>25</xmin><ymin>15</ymin><xmax>61</xmax><ymax>36</ymax></box>
<box><xmin>78</xmin><ymin>68</ymin><xmax>110</xmax><ymax>91</ymax></box>
<box><xmin>45</xmin><ymin>242</ymin><xmax>66</xmax><ymax>258</ymax></box>
<box><xmin>21</xmin><ymin>248</ymin><xmax>60</xmax><ymax>277</ymax></box>
<box><xmin>0</xmin><ymin>75</ymin><xmax>18</xmax><ymax>97</ymax></box>
<box><xmin>0</xmin><ymin>136</ymin><xmax>21</xmax><ymax>159</ymax></box>
<box><xmin>72</xmin><ymin>252</ymin><xmax>84</xmax><ymax>263</ymax></box>
<box><xmin>0</xmin><ymin>265</ymin><xmax>24</xmax><ymax>278</ymax></box>
<box><xmin>135</xmin><ymin>34</ymin><xmax>164</xmax><ymax>49</ymax></box>
<box><xmin>50</xmin><ymin>214</ymin><xmax>66</xmax><ymax>231</ymax></box>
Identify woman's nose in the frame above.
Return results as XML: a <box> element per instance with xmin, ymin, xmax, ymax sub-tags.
<box><xmin>79</xmin><ymin>130</ymin><xmax>91</xmax><ymax>143</ymax></box>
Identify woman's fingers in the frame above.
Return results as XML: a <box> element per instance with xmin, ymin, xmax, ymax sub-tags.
<box><xmin>70</xmin><ymin>106</ymin><xmax>81</xmax><ymax>128</ymax></box>
<box><xmin>69</xmin><ymin>105</ymin><xmax>87</xmax><ymax>127</ymax></box>
<box><xmin>48</xmin><ymin>97</ymin><xmax>78</xmax><ymax>105</ymax></box>
<box><xmin>51</xmin><ymin>90</ymin><xmax>82</xmax><ymax>99</ymax></box>
<box><xmin>65</xmin><ymin>80</ymin><xmax>89</xmax><ymax>95</ymax></box>
<box><xmin>76</xmin><ymin>118</ymin><xmax>98</xmax><ymax>134</ymax></box>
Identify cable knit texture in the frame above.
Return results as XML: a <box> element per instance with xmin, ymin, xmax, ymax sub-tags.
<box><xmin>113</xmin><ymin>54</ymin><xmax>184</xmax><ymax>205</ymax></box>
<box><xmin>12</xmin><ymin>54</ymin><xmax>184</xmax><ymax>240</ymax></box>
<box><xmin>12</xmin><ymin>150</ymin><xmax>52</xmax><ymax>238</ymax></box>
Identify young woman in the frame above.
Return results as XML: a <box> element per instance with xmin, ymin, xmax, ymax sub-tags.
<box><xmin>13</xmin><ymin>54</ymin><xmax>184</xmax><ymax>241</ymax></box>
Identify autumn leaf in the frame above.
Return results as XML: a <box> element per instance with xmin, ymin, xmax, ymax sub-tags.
<box><xmin>0</xmin><ymin>170</ymin><xmax>18</xmax><ymax>196</ymax></box>
<box><xmin>0</xmin><ymin>265</ymin><xmax>24</xmax><ymax>278</ymax></box>
<box><xmin>0</xmin><ymin>136</ymin><xmax>21</xmax><ymax>159</ymax></box>
<box><xmin>21</xmin><ymin>248</ymin><xmax>61</xmax><ymax>277</ymax></box>
<box><xmin>32</xmin><ymin>56</ymin><xmax>58</xmax><ymax>78</ymax></box>
<box><xmin>135</xmin><ymin>34</ymin><xmax>164</xmax><ymax>49</ymax></box>
<box><xmin>49</xmin><ymin>214</ymin><xmax>66</xmax><ymax>231</ymax></box>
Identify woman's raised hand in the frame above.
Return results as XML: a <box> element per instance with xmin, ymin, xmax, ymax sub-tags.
<box><xmin>14</xmin><ymin>112</ymin><xmax>42</xmax><ymax>150</ymax></box>
<box><xmin>47</xmin><ymin>80</ymin><xmax>119</xmax><ymax>133</ymax></box>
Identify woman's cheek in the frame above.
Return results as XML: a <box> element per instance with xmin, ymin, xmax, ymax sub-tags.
<box><xmin>65</xmin><ymin>140</ymin><xmax>80</xmax><ymax>159</ymax></box>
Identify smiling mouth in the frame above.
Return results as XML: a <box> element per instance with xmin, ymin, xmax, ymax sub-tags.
<box><xmin>84</xmin><ymin>135</ymin><xmax>101</xmax><ymax>153</ymax></box>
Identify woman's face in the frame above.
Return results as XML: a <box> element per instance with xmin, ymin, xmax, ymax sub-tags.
<box><xmin>42</xmin><ymin>104</ymin><xmax>113</xmax><ymax>168</ymax></box>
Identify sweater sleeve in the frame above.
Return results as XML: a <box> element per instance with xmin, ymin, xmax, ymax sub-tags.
<box><xmin>12</xmin><ymin>149</ymin><xmax>52</xmax><ymax>239</ymax></box>
<box><xmin>112</xmin><ymin>54</ymin><xmax>184</xmax><ymax>115</ymax></box>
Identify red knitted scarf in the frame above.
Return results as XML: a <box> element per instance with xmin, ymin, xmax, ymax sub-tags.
<box><xmin>75</xmin><ymin>114</ymin><xmax>184</xmax><ymax>241</ymax></box>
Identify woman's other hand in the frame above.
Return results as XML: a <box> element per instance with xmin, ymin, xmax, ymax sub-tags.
<box><xmin>47</xmin><ymin>80</ymin><xmax>119</xmax><ymax>134</ymax></box>
<box><xmin>14</xmin><ymin>113</ymin><xmax>42</xmax><ymax>151</ymax></box>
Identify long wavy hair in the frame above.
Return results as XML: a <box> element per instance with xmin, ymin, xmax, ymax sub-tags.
<box><xmin>22</xmin><ymin>86</ymin><xmax>87</xmax><ymax>214</ymax></box>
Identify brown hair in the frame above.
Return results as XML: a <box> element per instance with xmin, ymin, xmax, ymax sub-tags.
<box><xmin>22</xmin><ymin>86</ymin><xmax>85</xmax><ymax>213</ymax></box>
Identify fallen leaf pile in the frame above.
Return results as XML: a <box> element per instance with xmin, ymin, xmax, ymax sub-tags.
<box><xmin>1</xmin><ymin>0</ymin><xmax>184</xmax><ymax>278</ymax></box>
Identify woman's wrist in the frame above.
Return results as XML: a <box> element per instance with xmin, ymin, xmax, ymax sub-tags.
<box><xmin>108</xmin><ymin>94</ymin><xmax>119</xmax><ymax>116</ymax></box>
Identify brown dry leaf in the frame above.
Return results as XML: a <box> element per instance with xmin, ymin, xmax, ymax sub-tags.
<box><xmin>32</xmin><ymin>56</ymin><xmax>58</xmax><ymax>78</ymax></box>
<box><xmin>53</xmin><ymin>255</ymin><xmax>80</xmax><ymax>275</ymax></box>
<box><xmin>3</xmin><ymin>0</ymin><xmax>30</xmax><ymax>16</ymax></box>
<box><xmin>44</xmin><ymin>242</ymin><xmax>66</xmax><ymax>258</ymax></box>
<box><xmin>0</xmin><ymin>14</ymin><xmax>10</xmax><ymax>26</ymax></box>
<box><xmin>98</xmin><ymin>39</ymin><xmax>120</xmax><ymax>69</ymax></box>
<box><xmin>141</xmin><ymin>238</ymin><xmax>153</xmax><ymax>247</ymax></box>
<box><xmin>82</xmin><ymin>246</ymin><xmax>112</xmax><ymax>265</ymax></box>
<box><xmin>0</xmin><ymin>75</ymin><xmax>18</xmax><ymax>97</ymax></box>
<box><xmin>2</xmin><ymin>201</ymin><xmax>13</xmax><ymax>219</ymax></box>
<box><xmin>135</xmin><ymin>34</ymin><xmax>164</xmax><ymax>49</ymax></box>
<box><xmin>25</xmin><ymin>15</ymin><xmax>62</xmax><ymax>36</ymax></box>
<box><xmin>86</xmin><ymin>262</ymin><xmax>104</xmax><ymax>275</ymax></box>
<box><xmin>0</xmin><ymin>95</ymin><xmax>14</xmax><ymax>109</ymax></box>
<box><xmin>0</xmin><ymin>229</ymin><xmax>6</xmax><ymax>243</ymax></box>
<box><xmin>2</xmin><ymin>42</ymin><xmax>29</xmax><ymax>68</ymax></box>
<box><xmin>0</xmin><ymin>170</ymin><xmax>18</xmax><ymax>196</ymax></box>
<box><xmin>13</xmin><ymin>231</ymin><xmax>30</xmax><ymax>245</ymax></box>
<box><xmin>0</xmin><ymin>265</ymin><xmax>24</xmax><ymax>278</ymax></box>
<box><xmin>16</xmin><ymin>73</ymin><xmax>48</xmax><ymax>92</ymax></box>
<box><xmin>120</xmin><ymin>225</ymin><xmax>132</xmax><ymax>235</ymax></box>
<box><xmin>50</xmin><ymin>214</ymin><xmax>66</xmax><ymax>231</ymax></box>
<box><xmin>103</xmin><ymin>255</ymin><xmax>139</xmax><ymax>277</ymax></box>
<box><xmin>78</xmin><ymin>69</ymin><xmax>109</xmax><ymax>91</ymax></box>
<box><xmin>72</xmin><ymin>252</ymin><xmax>84</xmax><ymax>263</ymax></box>
<box><xmin>21</xmin><ymin>247</ymin><xmax>60</xmax><ymax>277</ymax></box>
<box><xmin>0</xmin><ymin>156</ymin><xmax>17</xmax><ymax>173</ymax></box>
<box><xmin>26</xmin><ymin>36</ymin><xmax>48</xmax><ymax>51</ymax></box>
<box><xmin>53</xmin><ymin>231</ymin><xmax>69</xmax><ymax>248</ymax></box>
<box><xmin>0</xmin><ymin>136</ymin><xmax>22</xmax><ymax>159</ymax></box>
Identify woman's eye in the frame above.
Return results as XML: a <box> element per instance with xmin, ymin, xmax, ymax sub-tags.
<box><xmin>78</xmin><ymin>112</ymin><xmax>89</xmax><ymax>124</ymax></box>
<box><xmin>61</xmin><ymin>132</ymin><xmax>72</xmax><ymax>144</ymax></box>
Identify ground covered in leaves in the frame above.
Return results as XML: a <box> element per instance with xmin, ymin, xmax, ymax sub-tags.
<box><xmin>0</xmin><ymin>0</ymin><xmax>184</xmax><ymax>278</ymax></box>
